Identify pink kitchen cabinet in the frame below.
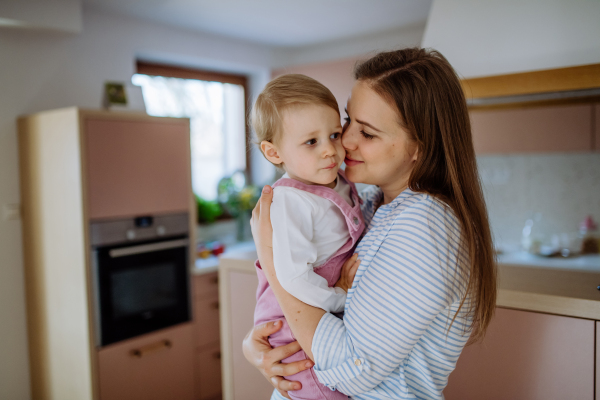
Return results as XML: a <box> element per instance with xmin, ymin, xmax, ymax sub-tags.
<box><xmin>98</xmin><ymin>323</ymin><xmax>195</xmax><ymax>400</ymax></box>
<box><xmin>85</xmin><ymin>116</ymin><xmax>191</xmax><ymax>220</ymax></box>
<box><xmin>192</xmin><ymin>272</ymin><xmax>223</xmax><ymax>399</ymax></box>
<box><xmin>470</xmin><ymin>104</ymin><xmax>593</xmax><ymax>154</ymax></box>
<box><xmin>444</xmin><ymin>307</ymin><xmax>595</xmax><ymax>400</ymax></box>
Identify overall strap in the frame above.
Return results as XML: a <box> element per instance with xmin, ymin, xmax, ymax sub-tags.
<box><xmin>272</xmin><ymin>172</ymin><xmax>364</xmax><ymax>241</ymax></box>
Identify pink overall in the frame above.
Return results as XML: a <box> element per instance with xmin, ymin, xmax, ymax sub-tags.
<box><xmin>254</xmin><ymin>171</ymin><xmax>365</xmax><ymax>400</ymax></box>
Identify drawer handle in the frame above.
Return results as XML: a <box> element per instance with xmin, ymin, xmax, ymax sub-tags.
<box><xmin>130</xmin><ymin>339</ymin><xmax>172</xmax><ymax>358</ymax></box>
<box><xmin>213</xmin><ymin>351</ymin><xmax>221</xmax><ymax>360</ymax></box>
<box><xmin>210</xmin><ymin>301</ymin><xmax>219</xmax><ymax>310</ymax></box>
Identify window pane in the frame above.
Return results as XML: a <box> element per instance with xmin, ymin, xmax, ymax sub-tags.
<box><xmin>132</xmin><ymin>74</ymin><xmax>246</xmax><ymax>200</ymax></box>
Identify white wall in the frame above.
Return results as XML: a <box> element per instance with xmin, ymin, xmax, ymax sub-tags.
<box><xmin>272</xmin><ymin>22</ymin><xmax>426</xmax><ymax>69</ymax></box>
<box><xmin>422</xmin><ymin>0</ymin><xmax>600</xmax><ymax>78</ymax></box>
<box><xmin>0</xmin><ymin>0</ymin><xmax>82</xmax><ymax>32</ymax></box>
<box><xmin>0</xmin><ymin>7</ymin><xmax>273</xmax><ymax>399</ymax></box>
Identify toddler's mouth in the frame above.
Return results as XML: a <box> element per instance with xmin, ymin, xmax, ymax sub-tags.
<box><xmin>324</xmin><ymin>162</ymin><xmax>337</xmax><ymax>170</ymax></box>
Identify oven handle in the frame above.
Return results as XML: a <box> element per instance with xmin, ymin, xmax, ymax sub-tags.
<box><xmin>109</xmin><ymin>238</ymin><xmax>189</xmax><ymax>258</ymax></box>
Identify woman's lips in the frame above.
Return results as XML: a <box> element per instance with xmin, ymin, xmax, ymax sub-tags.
<box><xmin>344</xmin><ymin>156</ymin><xmax>363</xmax><ymax>167</ymax></box>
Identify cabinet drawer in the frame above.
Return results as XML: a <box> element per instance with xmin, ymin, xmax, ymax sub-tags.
<box><xmin>98</xmin><ymin>323</ymin><xmax>194</xmax><ymax>400</ymax></box>
<box><xmin>193</xmin><ymin>272</ymin><xmax>219</xmax><ymax>300</ymax></box>
<box><xmin>193</xmin><ymin>296</ymin><xmax>220</xmax><ymax>348</ymax></box>
<box><xmin>195</xmin><ymin>344</ymin><xmax>222</xmax><ymax>400</ymax></box>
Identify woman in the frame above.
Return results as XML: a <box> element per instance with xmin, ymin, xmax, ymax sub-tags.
<box><xmin>245</xmin><ymin>48</ymin><xmax>497</xmax><ymax>399</ymax></box>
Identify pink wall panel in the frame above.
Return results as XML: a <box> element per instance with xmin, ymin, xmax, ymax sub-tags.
<box><xmin>272</xmin><ymin>57</ymin><xmax>361</xmax><ymax>116</ymax></box>
<box><xmin>85</xmin><ymin>118</ymin><xmax>191</xmax><ymax>220</ymax></box>
<box><xmin>444</xmin><ymin>308</ymin><xmax>595</xmax><ymax>400</ymax></box>
<box><xmin>470</xmin><ymin>104</ymin><xmax>593</xmax><ymax>154</ymax></box>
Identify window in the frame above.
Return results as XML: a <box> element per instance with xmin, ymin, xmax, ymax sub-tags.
<box><xmin>132</xmin><ymin>62</ymin><xmax>249</xmax><ymax>201</ymax></box>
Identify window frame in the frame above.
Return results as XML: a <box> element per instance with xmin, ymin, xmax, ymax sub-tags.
<box><xmin>136</xmin><ymin>61</ymin><xmax>251</xmax><ymax>179</ymax></box>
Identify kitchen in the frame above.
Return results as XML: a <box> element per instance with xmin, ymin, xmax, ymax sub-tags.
<box><xmin>1</xmin><ymin>1</ymin><xmax>600</xmax><ymax>399</ymax></box>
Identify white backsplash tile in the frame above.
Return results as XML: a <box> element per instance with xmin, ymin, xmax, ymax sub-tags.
<box><xmin>478</xmin><ymin>153</ymin><xmax>600</xmax><ymax>251</ymax></box>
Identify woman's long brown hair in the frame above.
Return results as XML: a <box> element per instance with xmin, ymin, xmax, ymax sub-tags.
<box><xmin>355</xmin><ymin>48</ymin><xmax>496</xmax><ymax>342</ymax></box>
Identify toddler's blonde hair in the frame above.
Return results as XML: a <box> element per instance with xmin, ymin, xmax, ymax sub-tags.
<box><xmin>251</xmin><ymin>74</ymin><xmax>339</xmax><ymax>162</ymax></box>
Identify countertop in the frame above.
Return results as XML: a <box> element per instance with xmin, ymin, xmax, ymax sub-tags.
<box><xmin>217</xmin><ymin>245</ymin><xmax>600</xmax><ymax>320</ymax></box>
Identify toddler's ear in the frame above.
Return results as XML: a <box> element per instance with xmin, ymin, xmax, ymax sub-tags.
<box><xmin>260</xmin><ymin>141</ymin><xmax>283</xmax><ymax>165</ymax></box>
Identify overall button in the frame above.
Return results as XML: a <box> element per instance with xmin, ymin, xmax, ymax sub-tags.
<box><xmin>353</xmin><ymin>216</ymin><xmax>359</xmax><ymax>225</ymax></box>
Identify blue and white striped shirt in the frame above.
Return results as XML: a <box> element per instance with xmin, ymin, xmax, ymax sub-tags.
<box><xmin>310</xmin><ymin>186</ymin><xmax>472</xmax><ymax>399</ymax></box>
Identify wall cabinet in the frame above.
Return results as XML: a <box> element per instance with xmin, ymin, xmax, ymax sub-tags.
<box><xmin>444</xmin><ymin>308</ymin><xmax>595</xmax><ymax>400</ymax></box>
<box><xmin>192</xmin><ymin>272</ymin><xmax>223</xmax><ymax>400</ymax></box>
<box><xmin>470</xmin><ymin>103</ymin><xmax>596</xmax><ymax>154</ymax></box>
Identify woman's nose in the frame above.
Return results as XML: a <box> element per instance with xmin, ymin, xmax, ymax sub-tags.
<box><xmin>342</xmin><ymin>126</ymin><xmax>358</xmax><ymax>150</ymax></box>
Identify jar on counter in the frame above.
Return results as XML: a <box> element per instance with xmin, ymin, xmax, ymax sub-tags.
<box><xmin>579</xmin><ymin>216</ymin><xmax>599</xmax><ymax>254</ymax></box>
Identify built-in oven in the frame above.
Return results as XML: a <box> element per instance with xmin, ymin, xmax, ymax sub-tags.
<box><xmin>90</xmin><ymin>213</ymin><xmax>191</xmax><ymax>347</ymax></box>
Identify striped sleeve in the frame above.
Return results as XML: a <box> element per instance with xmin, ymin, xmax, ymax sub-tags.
<box><xmin>312</xmin><ymin>197</ymin><xmax>468</xmax><ymax>398</ymax></box>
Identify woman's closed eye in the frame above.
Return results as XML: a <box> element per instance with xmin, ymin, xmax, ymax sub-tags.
<box><xmin>360</xmin><ymin>130</ymin><xmax>375</xmax><ymax>140</ymax></box>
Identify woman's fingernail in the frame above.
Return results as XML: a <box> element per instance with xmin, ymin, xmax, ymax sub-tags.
<box><xmin>263</xmin><ymin>186</ymin><xmax>271</xmax><ymax>194</ymax></box>
<box><xmin>274</xmin><ymin>320</ymin><xmax>280</xmax><ymax>326</ymax></box>
<box><xmin>305</xmin><ymin>361</ymin><xmax>313</xmax><ymax>368</ymax></box>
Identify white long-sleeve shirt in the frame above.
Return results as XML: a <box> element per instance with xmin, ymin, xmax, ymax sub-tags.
<box><xmin>270</xmin><ymin>174</ymin><xmax>353</xmax><ymax>313</ymax></box>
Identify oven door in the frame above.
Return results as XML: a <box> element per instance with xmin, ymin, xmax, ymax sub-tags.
<box><xmin>94</xmin><ymin>236</ymin><xmax>190</xmax><ymax>346</ymax></box>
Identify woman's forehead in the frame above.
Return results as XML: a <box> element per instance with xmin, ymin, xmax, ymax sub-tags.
<box><xmin>347</xmin><ymin>81</ymin><xmax>400</xmax><ymax>131</ymax></box>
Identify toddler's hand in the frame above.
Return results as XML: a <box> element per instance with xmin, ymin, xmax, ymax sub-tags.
<box><xmin>335</xmin><ymin>253</ymin><xmax>360</xmax><ymax>292</ymax></box>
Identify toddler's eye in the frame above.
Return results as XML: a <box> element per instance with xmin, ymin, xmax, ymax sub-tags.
<box><xmin>305</xmin><ymin>139</ymin><xmax>317</xmax><ymax>145</ymax></box>
<box><xmin>330</xmin><ymin>132</ymin><xmax>341</xmax><ymax>140</ymax></box>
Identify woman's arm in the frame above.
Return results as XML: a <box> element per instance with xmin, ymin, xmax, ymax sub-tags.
<box><xmin>242</xmin><ymin>320</ymin><xmax>314</xmax><ymax>399</ymax></box>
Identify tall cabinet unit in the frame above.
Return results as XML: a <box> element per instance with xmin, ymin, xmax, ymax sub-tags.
<box><xmin>18</xmin><ymin>108</ymin><xmax>195</xmax><ymax>400</ymax></box>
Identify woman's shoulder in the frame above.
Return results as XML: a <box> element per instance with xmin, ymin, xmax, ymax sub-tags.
<box><xmin>393</xmin><ymin>191</ymin><xmax>462</xmax><ymax>240</ymax></box>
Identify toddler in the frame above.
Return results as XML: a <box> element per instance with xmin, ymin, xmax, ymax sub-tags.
<box><xmin>252</xmin><ymin>74</ymin><xmax>365</xmax><ymax>400</ymax></box>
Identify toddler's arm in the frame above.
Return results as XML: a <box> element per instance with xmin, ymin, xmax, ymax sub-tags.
<box><xmin>270</xmin><ymin>188</ymin><xmax>347</xmax><ymax>313</ymax></box>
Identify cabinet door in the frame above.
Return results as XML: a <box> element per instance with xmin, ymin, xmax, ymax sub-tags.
<box><xmin>193</xmin><ymin>295</ymin><xmax>220</xmax><ymax>348</ymax></box>
<box><xmin>222</xmin><ymin>269</ymin><xmax>274</xmax><ymax>400</ymax></box>
<box><xmin>98</xmin><ymin>323</ymin><xmax>195</xmax><ymax>400</ymax></box>
<box><xmin>195</xmin><ymin>343</ymin><xmax>222</xmax><ymax>400</ymax></box>
<box><xmin>470</xmin><ymin>104</ymin><xmax>593</xmax><ymax>154</ymax></box>
<box><xmin>444</xmin><ymin>308</ymin><xmax>595</xmax><ymax>400</ymax></box>
<box><xmin>85</xmin><ymin>117</ymin><xmax>190</xmax><ymax>220</ymax></box>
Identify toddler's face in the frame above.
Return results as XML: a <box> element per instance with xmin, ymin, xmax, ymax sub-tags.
<box><xmin>274</xmin><ymin>104</ymin><xmax>345</xmax><ymax>187</ymax></box>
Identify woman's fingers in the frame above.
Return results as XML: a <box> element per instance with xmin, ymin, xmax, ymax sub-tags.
<box><xmin>271</xmin><ymin>358</ymin><xmax>314</xmax><ymax>378</ymax></box>
<box><xmin>269</xmin><ymin>339</ymin><xmax>302</xmax><ymax>361</ymax></box>
<box><xmin>273</xmin><ymin>376</ymin><xmax>300</xmax><ymax>397</ymax></box>
<box><xmin>254</xmin><ymin>320</ymin><xmax>283</xmax><ymax>339</ymax></box>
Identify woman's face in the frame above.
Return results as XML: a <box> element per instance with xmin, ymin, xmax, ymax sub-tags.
<box><xmin>342</xmin><ymin>80</ymin><xmax>419</xmax><ymax>194</ymax></box>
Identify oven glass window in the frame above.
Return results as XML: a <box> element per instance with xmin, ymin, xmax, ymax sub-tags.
<box><xmin>111</xmin><ymin>263</ymin><xmax>178</xmax><ymax>319</ymax></box>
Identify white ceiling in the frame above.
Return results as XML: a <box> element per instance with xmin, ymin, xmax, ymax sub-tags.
<box><xmin>82</xmin><ymin>0</ymin><xmax>432</xmax><ymax>47</ymax></box>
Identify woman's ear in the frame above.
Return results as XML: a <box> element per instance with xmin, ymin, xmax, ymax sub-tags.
<box><xmin>260</xmin><ymin>141</ymin><xmax>283</xmax><ymax>165</ymax></box>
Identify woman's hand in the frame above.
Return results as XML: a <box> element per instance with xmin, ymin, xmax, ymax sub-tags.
<box><xmin>335</xmin><ymin>253</ymin><xmax>361</xmax><ymax>292</ymax></box>
<box><xmin>242</xmin><ymin>320</ymin><xmax>314</xmax><ymax>399</ymax></box>
<box><xmin>250</xmin><ymin>185</ymin><xmax>276</xmax><ymax>277</ymax></box>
